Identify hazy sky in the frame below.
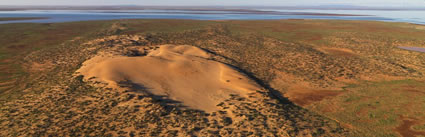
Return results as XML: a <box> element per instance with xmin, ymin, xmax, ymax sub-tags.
<box><xmin>0</xmin><ymin>0</ymin><xmax>424</xmax><ymax>7</ymax></box>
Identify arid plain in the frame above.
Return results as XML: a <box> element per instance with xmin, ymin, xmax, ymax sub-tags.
<box><xmin>0</xmin><ymin>19</ymin><xmax>424</xmax><ymax>136</ymax></box>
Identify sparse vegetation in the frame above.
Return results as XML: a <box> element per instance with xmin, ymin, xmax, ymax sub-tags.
<box><xmin>0</xmin><ymin>19</ymin><xmax>424</xmax><ymax>136</ymax></box>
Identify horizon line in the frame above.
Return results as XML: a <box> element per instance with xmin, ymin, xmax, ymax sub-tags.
<box><xmin>0</xmin><ymin>4</ymin><xmax>423</xmax><ymax>8</ymax></box>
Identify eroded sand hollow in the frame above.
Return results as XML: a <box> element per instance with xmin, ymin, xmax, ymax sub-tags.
<box><xmin>77</xmin><ymin>45</ymin><xmax>261</xmax><ymax>112</ymax></box>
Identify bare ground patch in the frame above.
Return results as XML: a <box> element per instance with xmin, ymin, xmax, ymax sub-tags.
<box><xmin>319</xmin><ymin>47</ymin><xmax>358</xmax><ymax>57</ymax></box>
<box><xmin>394</xmin><ymin>117</ymin><xmax>425</xmax><ymax>137</ymax></box>
<box><xmin>29</xmin><ymin>61</ymin><xmax>54</xmax><ymax>72</ymax></box>
<box><xmin>393</xmin><ymin>85</ymin><xmax>425</xmax><ymax>95</ymax></box>
<box><xmin>285</xmin><ymin>86</ymin><xmax>344</xmax><ymax>106</ymax></box>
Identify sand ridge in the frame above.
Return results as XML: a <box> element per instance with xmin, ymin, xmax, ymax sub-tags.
<box><xmin>77</xmin><ymin>45</ymin><xmax>261</xmax><ymax>112</ymax></box>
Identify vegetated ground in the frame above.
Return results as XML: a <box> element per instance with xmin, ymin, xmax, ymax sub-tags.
<box><xmin>0</xmin><ymin>19</ymin><xmax>424</xmax><ymax>136</ymax></box>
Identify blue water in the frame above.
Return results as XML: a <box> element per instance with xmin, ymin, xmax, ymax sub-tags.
<box><xmin>268</xmin><ymin>9</ymin><xmax>425</xmax><ymax>25</ymax></box>
<box><xmin>0</xmin><ymin>9</ymin><xmax>425</xmax><ymax>24</ymax></box>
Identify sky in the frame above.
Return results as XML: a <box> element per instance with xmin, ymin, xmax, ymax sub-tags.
<box><xmin>0</xmin><ymin>0</ymin><xmax>424</xmax><ymax>7</ymax></box>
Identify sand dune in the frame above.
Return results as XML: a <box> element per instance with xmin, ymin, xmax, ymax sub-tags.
<box><xmin>77</xmin><ymin>45</ymin><xmax>261</xmax><ymax>112</ymax></box>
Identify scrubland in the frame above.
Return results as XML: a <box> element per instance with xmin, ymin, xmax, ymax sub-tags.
<box><xmin>0</xmin><ymin>19</ymin><xmax>424</xmax><ymax>136</ymax></box>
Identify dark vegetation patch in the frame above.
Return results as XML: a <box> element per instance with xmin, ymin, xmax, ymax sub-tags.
<box><xmin>0</xmin><ymin>17</ymin><xmax>48</xmax><ymax>21</ymax></box>
<box><xmin>7</xmin><ymin>44</ymin><xmax>27</xmax><ymax>50</ymax></box>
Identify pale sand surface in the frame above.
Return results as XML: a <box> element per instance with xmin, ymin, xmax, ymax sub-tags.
<box><xmin>77</xmin><ymin>45</ymin><xmax>261</xmax><ymax>112</ymax></box>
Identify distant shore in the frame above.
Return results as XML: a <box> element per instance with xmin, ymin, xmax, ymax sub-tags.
<box><xmin>86</xmin><ymin>10</ymin><xmax>363</xmax><ymax>16</ymax></box>
<box><xmin>1</xmin><ymin>5</ymin><xmax>425</xmax><ymax>11</ymax></box>
<box><xmin>0</xmin><ymin>8</ymin><xmax>362</xmax><ymax>16</ymax></box>
<box><xmin>0</xmin><ymin>17</ymin><xmax>48</xmax><ymax>21</ymax></box>
<box><xmin>5</xmin><ymin>8</ymin><xmax>425</xmax><ymax>24</ymax></box>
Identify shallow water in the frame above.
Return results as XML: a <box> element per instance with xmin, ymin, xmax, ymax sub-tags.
<box><xmin>267</xmin><ymin>9</ymin><xmax>425</xmax><ymax>25</ymax></box>
<box><xmin>398</xmin><ymin>47</ymin><xmax>425</xmax><ymax>53</ymax></box>
<box><xmin>0</xmin><ymin>9</ymin><xmax>424</xmax><ymax>24</ymax></box>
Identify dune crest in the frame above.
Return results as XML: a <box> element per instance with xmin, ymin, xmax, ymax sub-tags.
<box><xmin>77</xmin><ymin>45</ymin><xmax>261</xmax><ymax>112</ymax></box>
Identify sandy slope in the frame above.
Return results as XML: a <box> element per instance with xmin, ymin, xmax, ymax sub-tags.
<box><xmin>77</xmin><ymin>45</ymin><xmax>261</xmax><ymax>112</ymax></box>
